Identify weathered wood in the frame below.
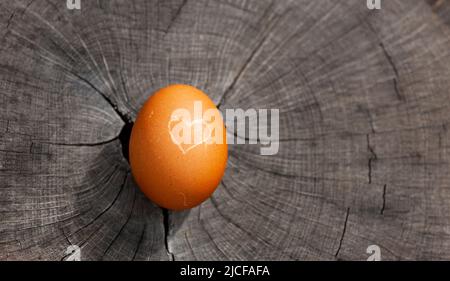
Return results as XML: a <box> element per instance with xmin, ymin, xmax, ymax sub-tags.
<box><xmin>1</xmin><ymin>0</ymin><xmax>450</xmax><ymax>260</ymax></box>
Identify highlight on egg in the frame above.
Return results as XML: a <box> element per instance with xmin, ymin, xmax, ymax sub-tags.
<box><xmin>129</xmin><ymin>84</ymin><xmax>228</xmax><ymax>211</ymax></box>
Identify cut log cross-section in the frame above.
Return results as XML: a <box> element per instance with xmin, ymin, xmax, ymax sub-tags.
<box><xmin>1</xmin><ymin>0</ymin><xmax>450</xmax><ymax>260</ymax></box>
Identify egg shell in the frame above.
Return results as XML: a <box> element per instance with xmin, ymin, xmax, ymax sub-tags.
<box><xmin>129</xmin><ymin>84</ymin><xmax>228</xmax><ymax>210</ymax></box>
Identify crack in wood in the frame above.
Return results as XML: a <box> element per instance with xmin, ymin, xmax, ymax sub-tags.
<box><xmin>367</xmin><ymin>134</ymin><xmax>378</xmax><ymax>184</ymax></box>
<box><xmin>67</xmin><ymin>71</ymin><xmax>133</xmax><ymax>162</ymax></box>
<box><xmin>118</xmin><ymin>122</ymin><xmax>133</xmax><ymax>163</ymax></box>
<box><xmin>220</xmin><ymin>180</ymin><xmax>241</xmax><ymax>203</ymax></box>
<box><xmin>165</xmin><ymin>0</ymin><xmax>188</xmax><ymax>34</ymax></box>
<box><xmin>60</xmin><ymin>251</ymin><xmax>73</xmax><ymax>261</ymax></box>
<box><xmin>0</xmin><ymin>148</ymin><xmax>30</xmax><ymax>155</ymax></box>
<box><xmin>366</xmin><ymin>21</ymin><xmax>405</xmax><ymax>102</ymax></box>
<box><xmin>227</xmin><ymin>127</ymin><xmax>260</xmax><ymax>143</ymax></box>
<box><xmin>379</xmin><ymin>43</ymin><xmax>398</xmax><ymax>77</ymax></box>
<box><xmin>184</xmin><ymin>231</ymin><xmax>197</xmax><ymax>260</ymax></box>
<box><xmin>33</xmin><ymin>136</ymin><xmax>119</xmax><ymax>148</ymax></box>
<box><xmin>380</xmin><ymin>184</ymin><xmax>387</xmax><ymax>215</ymax></box>
<box><xmin>101</xmin><ymin>188</ymin><xmax>137</xmax><ymax>260</ymax></box>
<box><xmin>132</xmin><ymin>223</ymin><xmax>146</xmax><ymax>261</ymax></box>
<box><xmin>379</xmin><ymin>43</ymin><xmax>404</xmax><ymax>101</ymax></box>
<box><xmin>335</xmin><ymin>208</ymin><xmax>350</xmax><ymax>258</ymax></box>
<box><xmin>61</xmin><ymin>228</ymin><xmax>72</xmax><ymax>246</ymax></box>
<box><xmin>162</xmin><ymin>208</ymin><xmax>174</xmax><ymax>260</ymax></box>
<box><xmin>60</xmin><ymin>228</ymin><xmax>76</xmax><ymax>261</ymax></box>
<box><xmin>216</xmin><ymin>1</ymin><xmax>278</xmax><ymax>108</ymax></box>
<box><xmin>392</xmin><ymin>78</ymin><xmax>404</xmax><ymax>102</ymax></box>
<box><xmin>71</xmin><ymin>171</ymin><xmax>129</xmax><ymax>243</ymax></box>
<box><xmin>359</xmin><ymin>104</ymin><xmax>376</xmax><ymax>134</ymax></box>
<box><xmin>48</xmin><ymin>36</ymin><xmax>77</xmax><ymax>63</ymax></box>
<box><xmin>6</xmin><ymin>12</ymin><xmax>15</xmax><ymax>29</ymax></box>
<box><xmin>70</xmin><ymin>71</ymin><xmax>131</xmax><ymax>123</ymax></box>
<box><xmin>6</xmin><ymin>0</ymin><xmax>35</xmax><ymax>30</ymax></box>
<box><xmin>79</xmin><ymin>223</ymin><xmax>103</xmax><ymax>249</ymax></box>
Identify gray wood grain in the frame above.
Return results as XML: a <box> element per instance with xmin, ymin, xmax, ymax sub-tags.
<box><xmin>1</xmin><ymin>0</ymin><xmax>450</xmax><ymax>260</ymax></box>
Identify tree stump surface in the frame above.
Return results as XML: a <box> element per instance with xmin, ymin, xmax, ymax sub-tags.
<box><xmin>1</xmin><ymin>0</ymin><xmax>450</xmax><ymax>261</ymax></box>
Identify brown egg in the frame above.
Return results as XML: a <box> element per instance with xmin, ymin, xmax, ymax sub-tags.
<box><xmin>129</xmin><ymin>84</ymin><xmax>228</xmax><ymax>210</ymax></box>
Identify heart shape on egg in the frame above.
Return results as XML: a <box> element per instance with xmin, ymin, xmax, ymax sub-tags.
<box><xmin>168</xmin><ymin>115</ymin><xmax>214</xmax><ymax>154</ymax></box>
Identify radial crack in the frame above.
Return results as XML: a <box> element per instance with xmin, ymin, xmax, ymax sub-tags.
<box><xmin>132</xmin><ymin>224</ymin><xmax>146</xmax><ymax>261</ymax></box>
<box><xmin>335</xmin><ymin>208</ymin><xmax>350</xmax><ymax>258</ymax></box>
<box><xmin>162</xmin><ymin>208</ymin><xmax>174</xmax><ymax>260</ymax></box>
<box><xmin>216</xmin><ymin>2</ymin><xmax>278</xmax><ymax>108</ymax></box>
<box><xmin>6</xmin><ymin>0</ymin><xmax>35</xmax><ymax>29</ymax></box>
<box><xmin>70</xmin><ymin>71</ymin><xmax>134</xmax><ymax>163</ymax></box>
<box><xmin>34</xmin><ymin>136</ymin><xmax>119</xmax><ymax>148</ymax></box>
<box><xmin>216</xmin><ymin>33</ymin><xmax>270</xmax><ymax>108</ymax></box>
<box><xmin>392</xmin><ymin>79</ymin><xmax>404</xmax><ymax>101</ymax></box>
<box><xmin>165</xmin><ymin>0</ymin><xmax>188</xmax><ymax>34</ymax></box>
<box><xmin>379</xmin><ymin>43</ymin><xmax>404</xmax><ymax>101</ymax></box>
<box><xmin>380</xmin><ymin>184</ymin><xmax>387</xmax><ymax>215</ymax></box>
<box><xmin>101</xmin><ymin>189</ymin><xmax>137</xmax><ymax>260</ymax></box>
<box><xmin>71</xmin><ymin>72</ymin><xmax>131</xmax><ymax>124</ymax></box>
<box><xmin>72</xmin><ymin>171</ymin><xmax>129</xmax><ymax>242</ymax></box>
<box><xmin>6</xmin><ymin>12</ymin><xmax>15</xmax><ymax>29</ymax></box>
<box><xmin>367</xmin><ymin>134</ymin><xmax>378</xmax><ymax>184</ymax></box>
<box><xmin>379</xmin><ymin>43</ymin><xmax>398</xmax><ymax>77</ymax></box>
